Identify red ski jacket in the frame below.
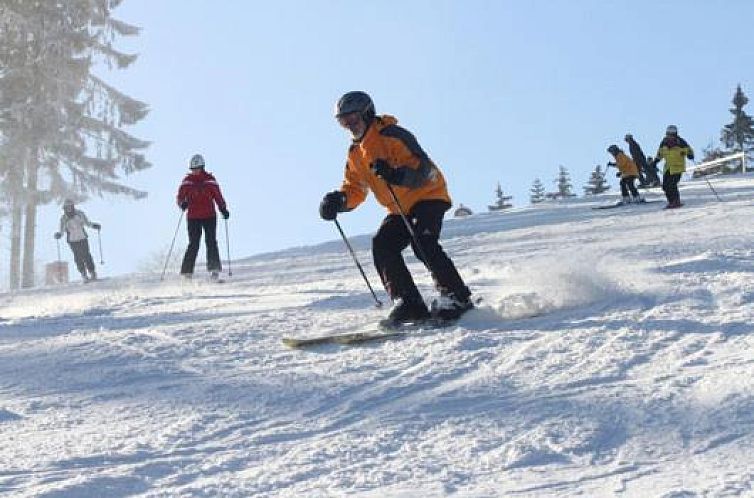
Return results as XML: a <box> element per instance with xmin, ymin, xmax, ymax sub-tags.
<box><xmin>176</xmin><ymin>170</ymin><xmax>227</xmax><ymax>219</ymax></box>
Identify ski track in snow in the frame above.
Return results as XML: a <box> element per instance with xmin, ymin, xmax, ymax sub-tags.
<box><xmin>2</xmin><ymin>177</ymin><xmax>754</xmax><ymax>496</ymax></box>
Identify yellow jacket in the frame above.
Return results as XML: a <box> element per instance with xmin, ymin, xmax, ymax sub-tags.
<box><xmin>341</xmin><ymin>115</ymin><xmax>450</xmax><ymax>214</ymax></box>
<box><xmin>656</xmin><ymin>137</ymin><xmax>694</xmax><ymax>175</ymax></box>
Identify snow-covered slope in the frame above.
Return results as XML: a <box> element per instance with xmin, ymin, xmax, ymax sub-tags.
<box><xmin>3</xmin><ymin>176</ymin><xmax>754</xmax><ymax>497</ymax></box>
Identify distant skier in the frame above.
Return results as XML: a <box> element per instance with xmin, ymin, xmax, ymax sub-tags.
<box><xmin>625</xmin><ymin>134</ymin><xmax>660</xmax><ymax>187</ymax></box>
<box><xmin>646</xmin><ymin>155</ymin><xmax>661</xmax><ymax>185</ymax></box>
<box><xmin>176</xmin><ymin>154</ymin><xmax>229</xmax><ymax>280</ymax></box>
<box><xmin>54</xmin><ymin>199</ymin><xmax>101</xmax><ymax>282</ymax></box>
<box><xmin>652</xmin><ymin>125</ymin><xmax>694</xmax><ymax>209</ymax></box>
<box><xmin>607</xmin><ymin>145</ymin><xmax>644</xmax><ymax>204</ymax></box>
<box><xmin>319</xmin><ymin>91</ymin><xmax>473</xmax><ymax>324</ymax></box>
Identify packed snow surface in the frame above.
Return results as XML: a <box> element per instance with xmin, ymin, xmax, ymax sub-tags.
<box><xmin>3</xmin><ymin>176</ymin><xmax>754</xmax><ymax>497</ymax></box>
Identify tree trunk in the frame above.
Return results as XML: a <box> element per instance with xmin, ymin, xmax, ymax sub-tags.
<box><xmin>6</xmin><ymin>160</ymin><xmax>24</xmax><ymax>291</ymax></box>
<box><xmin>9</xmin><ymin>201</ymin><xmax>23</xmax><ymax>290</ymax></box>
<box><xmin>21</xmin><ymin>152</ymin><xmax>38</xmax><ymax>288</ymax></box>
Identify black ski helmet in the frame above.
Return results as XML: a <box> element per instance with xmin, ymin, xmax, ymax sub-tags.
<box><xmin>607</xmin><ymin>145</ymin><xmax>620</xmax><ymax>155</ymax></box>
<box><xmin>334</xmin><ymin>91</ymin><xmax>375</xmax><ymax>122</ymax></box>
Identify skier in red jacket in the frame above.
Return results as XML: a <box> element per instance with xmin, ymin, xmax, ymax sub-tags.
<box><xmin>176</xmin><ymin>154</ymin><xmax>229</xmax><ymax>279</ymax></box>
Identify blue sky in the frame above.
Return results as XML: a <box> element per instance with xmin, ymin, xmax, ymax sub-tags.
<box><xmin>23</xmin><ymin>1</ymin><xmax>754</xmax><ymax>278</ymax></box>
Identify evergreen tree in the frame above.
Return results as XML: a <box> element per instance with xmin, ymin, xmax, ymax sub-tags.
<box><xmin>488</xmin><ymin>182</ymin><xmax>513</xmax><ymax>211</ymax></box>
<box><xmin>555</xmin><ymin>165</ymin><xmax>576</xmax><ymax>198</ymax></box>
<box><xmin>583</xmin><ymin>165</ymin><xmax>610</xmax><ymax>195</ymax></box>
<box><xmin>0</xmin><ymin>1</ymin><xmax>150</xmax><ymax>288</ymax></box>
<box><xmin>721</xmin><ymin>84</ymin><xmax>754</xmax><ymax>168</ymax></box>
<box><xmin>530</xmin><ymin>178</ymin><xmax>546</xmax><ymax>204</ymax></box>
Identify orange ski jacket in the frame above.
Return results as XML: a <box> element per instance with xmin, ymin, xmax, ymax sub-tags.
<box><xmin>615</xmin><ymin>151</ymin><xmax>639</xmax><ymax>178</ymax></box>
<box><xmin>340</xmin><ymin>115</ymin><xmax>450</xmax><ymax>215</ymax></box>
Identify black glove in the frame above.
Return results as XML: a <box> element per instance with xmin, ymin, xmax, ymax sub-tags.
<box><xmin>220</xmin><ymin>208</ymin><xmax>230</xmax><ymax>220</ymax></box>
<box><xmin>91</xmin><ymin>223</ymin><xmax>101</xmax><ymax>230</ymax></box>
<box><xmin>319</xmin><ymin>190</ymin><xmax>346</xmax><ymax>221</ymax></box>
<box><xmin>616</xmin><ymin>172</ymin><xmax>621</xmax><ymax>178</ymax></box>
<box><xmin>370</xmin><ymin>159</ymin><xmax>405</xmax><ymax>185</ymax></box>
<box><xmin>180</xmin><ymin>200</ymin><xmax>189</xmax><ymax>211</ymax></box>
<box><xmin>687</xmin><ymin>152</ymin><xmax>694</xmax><ymax>160</ymax></box>
<box><xmin>54</xmin><ymin>232</ymin><xmax>62</xmax><ymax>240</ymax></box>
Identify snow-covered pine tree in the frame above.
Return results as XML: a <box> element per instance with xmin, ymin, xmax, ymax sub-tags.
<box><xmin>530</xmin><ymin>178</ymin><xmax>546</xmax><ymax>204</ymax></box>
<box><xmin>721</xmin><ymin>84</ymin><xmax>754</xmax><ymax>170</ymax></box>
<box><xmin>555</xmin><ymin>165</ymin><xmax>576</xmax><ymax>198</ymax></box>
<box><xmin>488</xmin><ymin>182</ymin><xmax>513</xmax><ymax>211</ymax></box>
<box><xmin>0</xmin><ymin>1</ymin><xmax>150</xmax><ymax>288</ymax></box>
<box><xmin>583</xmin><ymin>165</ymin><xmax>610</xmax><ymax>195</ymax></box>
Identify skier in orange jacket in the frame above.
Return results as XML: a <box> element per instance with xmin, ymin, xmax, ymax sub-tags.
<box><xmin>319</xmin><ymin>91</ymin><xmax>472</xmax><ymax>324</ymax></box>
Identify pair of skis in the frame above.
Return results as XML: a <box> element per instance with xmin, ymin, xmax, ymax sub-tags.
<box><xmin>281</xmin><ymin>317</ymin><xmax>454</xmax><ymax>348</ymax></box>
<box><xmin>592</xmin><ymin>199</ymin><xmax>662</xmax><ymax>210</ymax></box>
<box><xmin>283</xmin><ymin>296</ymin><xmax>482</xmax><ymax>348</ymax></box>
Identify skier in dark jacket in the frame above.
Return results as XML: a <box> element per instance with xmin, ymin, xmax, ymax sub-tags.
<box><xmin>625</xmin><ymin>134</ymin><xmax>660</xmax><ymax>187</ymax></box>
<box><xmin>319</xmin><ymin>91</ymin><xmax>473</xmax><ymax>324</ymax></box>
<box><xmin>176</xmin><ymin>154</ymin><xmax>229</xmax><ymax>279</ymax></box>
<box><xmin>54</xmin><ymin>199</ymin><xmax>101</xmax><ymax>282</ymax></box>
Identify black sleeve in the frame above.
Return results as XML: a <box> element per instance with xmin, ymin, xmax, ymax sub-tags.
<box><xmin>380</xmin><ymin>125</ymin><xmax>434</xmax><ymax>188</ymax></box>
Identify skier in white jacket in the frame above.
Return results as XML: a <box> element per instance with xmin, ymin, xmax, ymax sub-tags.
<box><xmin>54</xmin><ymin>199</ymin><xmax>101</xmax><ymax>282</ymax></box>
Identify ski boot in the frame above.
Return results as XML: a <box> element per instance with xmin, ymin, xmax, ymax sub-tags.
<box><xmin>430</xmin><ymin>293</ymin><xmax>475</xmax><ymax>321</ymax></box>
<box><xmin>386</xmin><ymin>297</ymin><xmax>430</xmax><ymax>324</ymax></box>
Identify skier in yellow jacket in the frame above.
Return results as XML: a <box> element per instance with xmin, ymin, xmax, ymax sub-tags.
<box><xmin>319</xmin><ymin>91</ymin><xmax>472</xmax><ymax>324</ymax></box>
<box><xmin>653</xmin><ymin>125</ymin><xmax>694</xmax><ymax>209</ymax></box>
<box><xmin>607</xmin><ymin>145</ymin><xmax>644</xmax><ymax>204</ymax></box>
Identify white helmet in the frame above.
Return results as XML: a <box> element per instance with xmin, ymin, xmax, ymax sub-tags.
<box><xmin>189</xmin><ymin>154</ymin><xmax>205</xmax><ymax>169</ymax></box>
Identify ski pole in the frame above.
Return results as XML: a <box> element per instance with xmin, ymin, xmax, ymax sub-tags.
<box><xmin>333</xmin><ymin>218</ymin><xmax>383</xmax><ymax>308</ymax></box>
<box><xmin>384</xmin><ymin>182</ymin><xmax>439</xmax><ymax>283</ymax></box>
<box><xmin>703</xmin><ymin>176</ymin><xmax>722</xmax><ymax>202</ymax></box>
<box><xmin>56</xmin><ymin>237</ymin><xmax>61</xmax><ymax>262</ymax></box>
<box><xmin>97</xmin><ymin>228</ymin><xmax>104</xmax><ymax>264</ymax></box>
<box><xmin>224</xmin><ymin>217</ymin><xmax>232</xmax><ymax>277</ymax></box>
<box><xmin>160</xmin><ymin>210</ymin><xmax>185</xmax><ymax>281</ymax></box>
<box><xmin>690</xmin><ymin>161</ymin><xmax>722</xmax><ymax>202</ymax></box>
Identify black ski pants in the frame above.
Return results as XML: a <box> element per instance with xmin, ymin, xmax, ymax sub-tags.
<box><xmin>69</xmin><ymin>239</ymin><xmax>95</xmax><ymax>276</ymax></box>
<box><xmin>662</xmin><ymin>172</ymin><xmax>682</xmax><ymax>205</ymax></box>
<box><xmin>181</xmin><ymin>217</ymin><xmax>221</xmax><ymax>275</ymax></box>
<box><xmin>372</xmin><ymin>200</ymin><xmax>470</xmax><ymax>303</ymax></box>
<box><xmin>619</xmin><ymin>175</ymin><xmax>640</xmax><ymax>198</ymax></box>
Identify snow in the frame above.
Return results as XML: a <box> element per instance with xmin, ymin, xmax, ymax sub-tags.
<box><xmin>3</xmin><ymin>176</ymin><xmax>754</xmax><ymax>496</ymax></box>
